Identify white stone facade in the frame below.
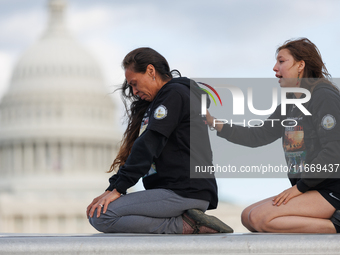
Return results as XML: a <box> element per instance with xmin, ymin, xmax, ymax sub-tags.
<box><xmin>0</xmin><ymin>0</ymin><xmax>121</xmax><ymax>233</ymax></box>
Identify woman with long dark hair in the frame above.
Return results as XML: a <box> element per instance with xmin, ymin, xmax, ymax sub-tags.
<box><xmin>86</xmin><ymin>47</ymin><xmax>233</xmax><ymax>234</ymax></box>
<box><xmin>208</xmin><ymin>38</ymin><xmax>340</xmax><ymax>233</ymax></box>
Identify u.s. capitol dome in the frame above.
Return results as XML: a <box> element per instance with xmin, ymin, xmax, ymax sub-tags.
<box><xmin>0</xmin><ymin>0</ymin><xmax>121</xmax><ymax>233</ymax></box>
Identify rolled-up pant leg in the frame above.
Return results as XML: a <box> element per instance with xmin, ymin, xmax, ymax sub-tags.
<box><xmin>89</xmin><ymin>189</ymin><xmax>209</xmax><ymax>234</ymax></box>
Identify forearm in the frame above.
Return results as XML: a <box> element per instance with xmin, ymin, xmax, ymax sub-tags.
<box><xmin>217</xmin><ymin>123</ymin><xmax>281</xmax><ymax>148</ymax></box>
<box><xmin>208</xmin><ymin>107</ymin><xmax>282</xmax><ymax>147</ymax></box>
<box><xmin>106</xmin><ymin>129</ymin><xmax>167</xmax><ymax>193</ymax></box>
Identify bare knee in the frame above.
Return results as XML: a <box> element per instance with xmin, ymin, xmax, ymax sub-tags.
<box><xmin>248</xmin><ymin>208</ymin><xmax>271</xmax><ymax>232</ymax></box>
<box><xmin>249</xmin><ymin>208</ymin><xmax>280</xmax><ymax>232</ymax></box>
<box><xmin>241</xmin><ymin>206</ymin><xmax>261</xmax><ymax>232</ymax></box>
<box><xmin>241</xmin><ymin>208</ymin><xmax>251</xmax><ymax>227</ymax></box>
<box><xmin>248</xmin><ymin>209</ymin><xmax>259</xmax><ymax>231</ymax></box>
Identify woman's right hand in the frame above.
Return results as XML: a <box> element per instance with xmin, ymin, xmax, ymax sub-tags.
<box><xmin>87</xmin><ymin>189</ymin><xmax>122</xmax><ymax>218</ymax></box>
<box><xmin>206</xmin><ymin>110</ymin><xmax>215</xmax><ymax>127</ymax></box>
<box><xmin>86</xmin><ymin>190</ymin><xmax>111</xmax><ymax>219</ymax></box>
<box><xmin>272</xmin><ymin>185</ymin><xmax>302</xmax><ymax>206</ymax></box>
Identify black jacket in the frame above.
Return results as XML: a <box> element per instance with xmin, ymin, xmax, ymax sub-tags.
<box><xmin>107</xmin><ymin>77</ymin><xmax>218</xmax><ymax>209</ymax></box>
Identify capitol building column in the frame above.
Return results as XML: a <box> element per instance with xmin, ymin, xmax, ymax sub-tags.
<box><xmin>36</xmin><ymin>141</ymin><xmax>46</xmax><ymax>174</ymax></box>
<box><xmin>61</xmin><ymin>141</ymin><xmax>72</xmax><ymax>173</ymax></box>
<box><xmin>23</xmin><ymin>142</ymin><xmax>34</xmax><ymax>175</ymax></box>
<box><xmin>13</xmin><ymin>143</ymin><xmax>23</xmax><ymax>176</ymax></box>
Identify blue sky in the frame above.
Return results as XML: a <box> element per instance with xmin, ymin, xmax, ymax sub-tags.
<box><xmin>0</xmin><ymin>0</ymin><xmax>339</xmax><ymax>205</ymax></box>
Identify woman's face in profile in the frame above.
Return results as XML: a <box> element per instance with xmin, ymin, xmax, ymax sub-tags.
<box><xmin>273</xmin><ymin>49</ymin><xmax>301</xmax><ymax>88</ymax></box>
<box><xmin>125</xmin><ymin>68</ymin><xmax>159</xmax><ymax>102</ymax></box>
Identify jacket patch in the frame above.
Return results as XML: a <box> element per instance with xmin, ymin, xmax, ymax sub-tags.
<box><xmin>322</xmin><ymin>114</ymin><xmax>336</xmax><ymax>130</ymax></box>
<box><xmin>154</xmin><ymin>105</ymin><xmax>167</xmax><ymax>120</ymax></box>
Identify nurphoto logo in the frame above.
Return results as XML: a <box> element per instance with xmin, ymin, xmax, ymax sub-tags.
<box><xmin>200</xmin><ymin>84</ymin><xmax>312</xmax><ymax>128</ymax></box>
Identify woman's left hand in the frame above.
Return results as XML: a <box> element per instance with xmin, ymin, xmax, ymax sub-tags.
<box><xmin>272</xmin><ymin>185</ymin><xmax>302</xmax><ymax>206</ymax></box>
<box><xmin>88</xmin><ymin>189</ymin><xmax>122</xmax><ymax>218</ymax></box>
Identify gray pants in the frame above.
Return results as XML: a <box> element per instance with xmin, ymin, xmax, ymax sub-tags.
<box><xmin>89</xmin><ymin>189</ymin><xmax>209</xmax><ymax>234</ymax></box>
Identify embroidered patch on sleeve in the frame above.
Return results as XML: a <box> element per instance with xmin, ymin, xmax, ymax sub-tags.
<box><xmin>154</xmin><ymin>105</ymin><xmax>167</xmax><ymax>120</ymax></box>
<box><xmin>322</xmin><ymin>114</ymin><xmax>336</xmax><ymax>130</ymax></box>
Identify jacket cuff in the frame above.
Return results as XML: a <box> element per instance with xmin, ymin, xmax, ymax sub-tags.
<box><xmin>105</xmin><ymin>183</ymin><xmax>115</xmax><ymax>192</ymax></box>
<box><xmin>114</xmin><ymin>182</ymin><xmax>128</xmax><ymax>195</ymax></box>
<box><xmin>105</xmin><ymin>184</ymin><xmax>126</xmax><ymax>195</ymax></box>
<box><xmin>297</xmin><ymin>180</ymin><xmax>310</xmax><ymax>193</ymax></box>
<box><xmin>216</xmin><ymin>124</ymin><xmax>232</xmax><ymax>139</ymax></box>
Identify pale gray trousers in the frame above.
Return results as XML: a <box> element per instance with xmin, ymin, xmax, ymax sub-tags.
<box><xmin>89</xmin><ymin>189</ymin><xmax>209</xmax><ymax>234</ymax></box>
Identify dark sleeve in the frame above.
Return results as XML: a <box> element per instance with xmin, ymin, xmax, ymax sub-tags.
<box><xmin>147</xmin><ymin>89</ymin><xmax>185</xmax><ymax>138</ymax></box>
<box><xmin>106</xmin><ymin>129</ymin><xmax>167</xmax><ymax>194</ymax></box>
<box><xmin>296</xmin><ymin>88</ymin><xmax>340</xmax><ymax>192</ymax></box>
<box><xmin>217</xmin><ymin>105</ymin><xmax>283</xmax><ymax>147</ymax></box>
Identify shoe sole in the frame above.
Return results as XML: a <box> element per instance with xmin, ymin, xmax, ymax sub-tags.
<box><xmin>186</xmin><ymin>209</ymin><xmax>234</xmax><ymax>233</ymax></box>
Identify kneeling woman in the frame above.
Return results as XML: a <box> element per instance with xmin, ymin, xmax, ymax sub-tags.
<box><xmin>208</xmin><ymin>38</ymin><xmax>340</xmax><ymax>233</ymax></box>
<box><xmin>86</xmin><ymin>47</ymin><xmax>233</xmax><ymax>234</ymax></box>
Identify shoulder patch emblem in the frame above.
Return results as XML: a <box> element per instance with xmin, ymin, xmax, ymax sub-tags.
<box><xmin>322</xmin><ymin>114</ymin><xmax>336</xmax><ymax>130</ymax></box>
<box><xmin>154</xmin><ymin>105</ymin><xmax>167</xmax><ymax>120</ymax></box>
